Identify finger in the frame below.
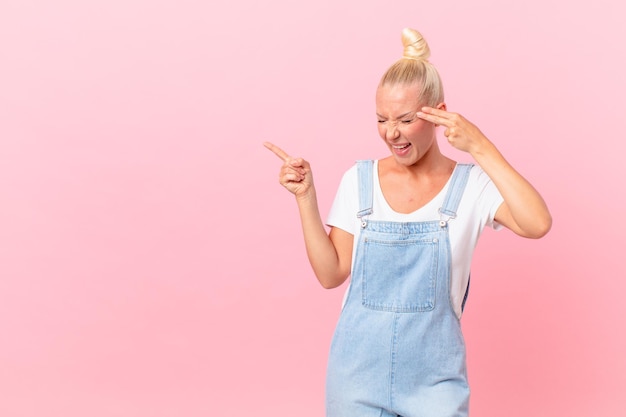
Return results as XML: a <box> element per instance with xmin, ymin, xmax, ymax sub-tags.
<box><xmin>263</xmin><ymin>141</ymin><xmax>291</xmax><ymax>162</ymax></box>
<box><xmin>282</xmin><ymin>172</ymin><xmax>305</xmax><ymax>183</ymax></box>
<box><xmin>289</xmin><ymin>156</ymin><xmax>306</xmax><ymax>167</ymax></box>
<box><xmin>282</xmin><ymin>164</ymin><xmax>306</xmax><ymax>177</ymax></box>
<box><xmin>420</xmin><ymin>106</ymin><xmax>454</xmax><ymax>118</ymax></box>
<box><xmin>446</xmin><ymin>127</ymin><xmax>457</xmax><ymax>136</ymax></box>
<box><xmin>416</xmin><ymin>110</ymin><xmax>452</xmax><ymax>127</ymax></box>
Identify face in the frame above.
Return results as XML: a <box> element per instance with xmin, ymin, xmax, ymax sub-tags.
<box><xmin>375</xmin><ymin>83</ymin><xmax>440</xmax><ymax>166</ymax></box>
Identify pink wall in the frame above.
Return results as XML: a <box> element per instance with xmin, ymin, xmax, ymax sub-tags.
<box><xmin>1</xmin><ymin>0</ymin><xmax>624</xmax><ymax>415</ymax></box>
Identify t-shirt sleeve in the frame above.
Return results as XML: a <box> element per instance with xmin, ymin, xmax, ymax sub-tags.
<box><xmin>473</xmin><ymin>166</ymin><xmax>505</xmax><ymax>230</ymax></box>
<box><xmin>326</xmin><ymin>164</ymin><xmax>359</xmax><ymax>236</ymax></box>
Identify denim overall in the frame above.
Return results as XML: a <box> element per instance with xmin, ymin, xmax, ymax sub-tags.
<box><xmin>326</xmin><ymin>161</ymin><xmax>473</xmax><ymax>417</ymax></box>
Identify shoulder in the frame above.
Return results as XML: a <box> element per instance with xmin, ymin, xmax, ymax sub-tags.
<box><xmin>339</xmin><ymin>162</ymin><xmax>359</xmax><ymax>185</ymax></box>
<box><xmin>331</xmin><ymin>162</ymin><xmax>361</xmax><ymax>203</ymax></box>
<box><xmin>454</xmin><ymin>163</ymin><xmax>502</xmax><ymax>209</ymax></box>
<box><xmin>464</xmin><ymin>164</ymin><xmax>498</xmax><ymax>193</ymax></box>
<box><xmin>338</xmin><ymin>159</ymin><xmax>378</xmax><ymax>185</ymax></box>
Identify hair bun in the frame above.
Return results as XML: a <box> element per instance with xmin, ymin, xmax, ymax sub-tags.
<box><xmin>401</xmin><ymin>27</ymin><xmax>430</xmax><ymax>61</ymax></box>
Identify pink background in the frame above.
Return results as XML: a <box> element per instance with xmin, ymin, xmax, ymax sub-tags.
<box><xmin>1</xmin><ymin>0</ymin><xmax>625</xmax><ymax>415</ymax></box>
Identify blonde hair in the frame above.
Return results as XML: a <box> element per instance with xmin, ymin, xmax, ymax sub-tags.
<box><xmin>379</xmin><ymin>28</ymin><xmax>444</xmax><ymax>107</ymax></box>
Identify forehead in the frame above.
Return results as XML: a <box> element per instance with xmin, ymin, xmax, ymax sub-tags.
<box><xmin>375</xmin><ymin>83</ymin><xmax>422</xmax><ymax>113</ymax></box>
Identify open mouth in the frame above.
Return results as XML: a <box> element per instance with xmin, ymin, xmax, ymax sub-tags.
<box><xmin>392</xmin><ymin>143</ymin><xmax>411</xmax><ymax>150</ymax></box>
<box><xmin>390</xmin><ymin>142</ymin><xmax>412</xmax><ymax>157</ymax></box>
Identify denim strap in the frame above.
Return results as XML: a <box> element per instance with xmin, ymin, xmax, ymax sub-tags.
<box><xmin>441</xmin><ymin>163</ymin><xmax>474</xmax><ymax>311</ymax></box>
<box><xmin>356</xmin><ymin>160</ymin><xmax>374</xmax><ymax>219</ymax></box>
<box><xmin>439</xmin><ymin>163</ymin><xmax>473</xmax><ymax>221</ymax></box>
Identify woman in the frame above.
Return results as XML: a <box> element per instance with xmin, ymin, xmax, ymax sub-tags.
<box><xmin>264</xmin><ymin>28</ymin><xmax>551</xmax><ymax>417</ymax></box>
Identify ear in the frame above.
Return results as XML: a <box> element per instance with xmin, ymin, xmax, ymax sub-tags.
<box><xmin>433</xmin><ymin>102</ymin><xmax>447</xmax><ymax>126</ymax></box>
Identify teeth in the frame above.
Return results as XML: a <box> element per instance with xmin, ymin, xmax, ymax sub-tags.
<box><xmin>393</xmin><ymin>144</ymin><xmax>410</xmax><ymax>149</ymax></box>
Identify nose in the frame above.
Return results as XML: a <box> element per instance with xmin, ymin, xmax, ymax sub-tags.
<box><xmin>385</xmin><ymin>123</ymin><xmax>400</xmax><ymax>141</ymax></box>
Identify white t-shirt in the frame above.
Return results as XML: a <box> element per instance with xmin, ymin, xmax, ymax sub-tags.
<box><xmin>326</xmin><ymin>160</ymin><xmax>504</xmax><ymax>319</ymax></box>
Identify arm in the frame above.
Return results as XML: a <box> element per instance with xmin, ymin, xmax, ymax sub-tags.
<box><xmin>470</xmin><ymin>139</ymin><xmax>551</xmax><ymax>238</ymax></box>
<box><xmin>264</xmin><ymin>142</ymin><xmax>353</xmax><ymax>288</ymax></box>
<box><xmin>417</xmin><ymin>108</ymin><xmax>552</xmax><ymax>239</ymax></box>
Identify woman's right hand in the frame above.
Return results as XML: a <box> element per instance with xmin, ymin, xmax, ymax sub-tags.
<box><xmin>264</xmin><ymin>141</ymin><xmax>351</xmax><ymax>289</ymax></box>
<box><xmin>264</xmin><ymin>142</ymin><xmax>314</xmax><ymax>198</ymax></box>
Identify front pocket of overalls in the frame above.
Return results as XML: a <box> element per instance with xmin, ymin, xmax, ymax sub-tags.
<box><xmin>361</xmin><ymin>237</ymin><xmax>438</xmax><ymax>312</ymax></box>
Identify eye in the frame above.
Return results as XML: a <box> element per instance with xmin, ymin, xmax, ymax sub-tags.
<box><xmin>401</xmin><ymin>119</ymin><xmax>413</xmax><ymax>124</ymax></box>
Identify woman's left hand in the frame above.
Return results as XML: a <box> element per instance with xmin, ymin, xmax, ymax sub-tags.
<box><xmin>417</xmin><ymin>107</ymin><xmax>487</xmax><ymax>154</ymax></box>
<box><xmin>418</xmin><ymin>106</ymin><xmax>552</xmax><ymax>239</ymax></box>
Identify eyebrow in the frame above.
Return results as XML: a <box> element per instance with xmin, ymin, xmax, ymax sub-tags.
<box><xmin>376</xmin><ymin>111</ymin><xmax>414</xmax><ymax>119</ymax></box>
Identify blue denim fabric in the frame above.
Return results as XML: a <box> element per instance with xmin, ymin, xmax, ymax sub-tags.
<box><xmin>326</xmin><ymin>161</ymin><xmax>473</xmax><ymax>417</ymax></box>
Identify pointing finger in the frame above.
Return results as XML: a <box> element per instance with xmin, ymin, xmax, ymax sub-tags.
<box><xmin>263</xmin><ymin>141</ymin><xmax>291</xmax><ymax>162</ymax></box>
